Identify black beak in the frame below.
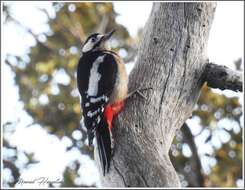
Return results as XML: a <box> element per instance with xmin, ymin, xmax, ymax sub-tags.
<box><xmin>102</xmin><ymin>29</ymin><xmax>115</xmax><ymax>41</ymax></box>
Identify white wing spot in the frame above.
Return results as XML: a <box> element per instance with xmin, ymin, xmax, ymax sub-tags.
<box><xmin>87</xmin><ymin>108</ymin><xmax>101</xmax><ymax>118</ymax></box>
<box><xmin>85</xmin><ymin>102</ymin><xmax>90</xmax><ymax>107</ymax></box>
<box><xmin>90</xmin><ymin>95</ymin><xmax>108</xmax><ymax>103</ymax></box>
<box><xmin>87</xmin><ymin>55</ymin><xmax>105</xmax><ymax>96</ymax></box>
<box><xmin>96</xmin><ymin>116</ymin><xmax>101</xmax><ymax>124</ymax></box>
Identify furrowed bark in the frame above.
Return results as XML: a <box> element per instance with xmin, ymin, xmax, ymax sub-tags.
<box><xmin>95</xmin><ymin>2</ymin><xmax>217</xmax><ymax>187</ymax></box>
<box><xmin>204</xmin><ymin>63</ymin><xmax>243</xmax><ymax>92</ymax></box>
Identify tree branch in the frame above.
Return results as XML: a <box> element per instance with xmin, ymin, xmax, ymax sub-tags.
<box><xmin>181</xmin><ymin>123</ymin><xmax>204</xmax><ymax>187</ymax></box>
<box><xmin>204</xmin><ymin>63</ymin><xmax>243</xmax><ymax>92</ymax></box>
<box><xmin>3</xmin><ymin>160</ymin><xmax>20</xmax><ymax>187</ymax></box>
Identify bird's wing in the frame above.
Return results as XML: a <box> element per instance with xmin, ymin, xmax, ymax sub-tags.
<box><xmin>77</xmin><ymin>53</ymin><xmax>119</xmax><ymax>175</ymax></box>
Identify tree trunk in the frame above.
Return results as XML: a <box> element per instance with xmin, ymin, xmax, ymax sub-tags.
<box><xmin>95</xmin><ymin>2</ymin><xmax>216</xmax><ymax>187</ymax></box>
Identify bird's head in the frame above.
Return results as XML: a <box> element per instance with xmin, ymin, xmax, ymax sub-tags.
<box><xmin>81</xmin><ymin>30</ymin><xmax>115</xmax><ymax>53</ymax></box>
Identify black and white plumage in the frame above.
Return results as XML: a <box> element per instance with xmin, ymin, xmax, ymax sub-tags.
<box><xmin>77</xmin><ymin>30</ymin><xmax>128</xmax><ymax>175</ymax></box>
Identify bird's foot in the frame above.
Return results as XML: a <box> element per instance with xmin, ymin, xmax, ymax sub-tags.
<box><xmin>126</xmin><ymin>86</ymin><xmax>153</xmax><ymax>100</ymax></box>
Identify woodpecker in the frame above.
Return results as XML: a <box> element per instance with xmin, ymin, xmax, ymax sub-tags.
<box><xmin>77</xmin><ymin>30</ymin><xmax>128</xmax><ymax>175</ymax></box>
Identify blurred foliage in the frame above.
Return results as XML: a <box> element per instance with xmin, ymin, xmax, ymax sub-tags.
<box><xmin>170</xmin><ymin>82</ymin><xmax>243</xmax><ymax>187</ymax></box>
<box><xmin>3</xmin><ymin>122</ymin><xmax>39</xmax><ymax>187</ymax></box>
<box><xmin>3</xmin><ymin>2</ymin><xmax>243</xmax><ymax>188</ymax></box>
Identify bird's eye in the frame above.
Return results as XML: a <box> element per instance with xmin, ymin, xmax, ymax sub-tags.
<box><xmin>91</xmin><ymin>37</ymin><xmax>96</xmax><ymax>43</ymax></box>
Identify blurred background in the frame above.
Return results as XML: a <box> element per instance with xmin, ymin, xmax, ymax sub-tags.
<box><xmin>1</xmin><ymin>1</ymin><xmax>244</xmax><ymax>188</ymax></box>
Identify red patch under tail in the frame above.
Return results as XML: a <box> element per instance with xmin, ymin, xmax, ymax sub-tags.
<box><xmin>104</xmin><ymin>105</ymin><xmax>113</xmax><ymax>130</ymax></box>
<box><xmin>104</xmin><ymin>101</ymin><xmax>125</xmax><ymax>130</ymax></box>
<box><xmin>111</xmin><ymin>101</ymin><xmax>125</xmax><ymax>116</ymax></box>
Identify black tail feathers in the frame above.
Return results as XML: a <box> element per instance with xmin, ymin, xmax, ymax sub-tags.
<box><xmin>81</xmin><ymin>93</ymin><xmax>112</xmax><ymax>175</ymax></box>
<box><xmin>95</xmin><ymin>117</ymin><xmax>112</xmax><ymax>176</ymax></box>
<box><xmin>88</xmin><ymin>130</ymin><xmax>94</xmax><ymax>146</ymax></box>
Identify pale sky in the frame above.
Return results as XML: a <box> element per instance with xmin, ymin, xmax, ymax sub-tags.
<box><xmin>1</xmin><ymin>1</ymin><xmax>244</xmax><ymax>188</ymax></box>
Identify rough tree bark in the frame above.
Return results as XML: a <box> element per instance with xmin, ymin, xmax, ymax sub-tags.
<box><xmin>95</xmin><ymin>2</ymin><xmax>218</xmax><ymax>187</ymax></box>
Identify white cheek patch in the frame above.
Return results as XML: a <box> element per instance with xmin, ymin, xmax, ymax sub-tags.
<box><xmin>82</xmin><ymin>39</ymin><xmax>94</xmax><ymax>52</ymax></box>
<box><xmin>87</xmin><ymin>55</ymin><xmax>105</xmax><ymax>96</ymax></box>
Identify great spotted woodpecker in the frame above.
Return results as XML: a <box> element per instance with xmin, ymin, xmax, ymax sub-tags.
<box><xmin>77</xmin><ymin>30</ymin><xmax>128</xmax><ymax>175</ymax></box>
